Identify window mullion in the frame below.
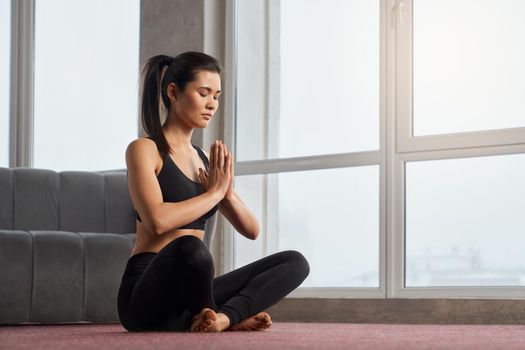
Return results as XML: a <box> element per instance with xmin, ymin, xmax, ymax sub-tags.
<box><xmin>221</xmin><ymin>0</ymin><xmax>238</xmax><ymax>275</ymax></box>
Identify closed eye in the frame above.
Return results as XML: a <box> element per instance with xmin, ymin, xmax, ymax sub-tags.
<box><xmin>200</xmin><ymin>92</ymin><xmax>220</xmax><ymax>100</ymax></box>
<box><xmin>198</xmin><ymin>86</ymin><xmax>221</xmax><ymax>99</ymax></box>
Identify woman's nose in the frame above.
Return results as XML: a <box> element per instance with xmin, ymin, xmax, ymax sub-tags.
<box><xmin>206</xmin><ymin>98</ymin><xmax>218</xmax><ymax>110</ymax></box>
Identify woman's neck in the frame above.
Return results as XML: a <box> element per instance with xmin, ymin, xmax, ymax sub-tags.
<box><xmin>162</xmin><ymin>122</ymin><xmax>194</xmax><ymax>152</ymax></box>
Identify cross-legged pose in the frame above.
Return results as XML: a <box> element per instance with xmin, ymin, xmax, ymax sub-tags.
<box><xmin>117</xmin><ymin>52</ymin><xmax>310</xmax><ymax>332</ymax></box>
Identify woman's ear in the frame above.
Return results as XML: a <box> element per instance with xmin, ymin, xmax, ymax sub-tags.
<box><xmin>166</xmin><ymin>82</ymin><xmax>179</xmax><ymax>102</ymax></box>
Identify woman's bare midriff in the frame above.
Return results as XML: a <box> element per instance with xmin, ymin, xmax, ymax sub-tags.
<box><xmin>130</xmin><ymin>220</ymin><xmax>205</xmax><ymax>257</ymax></box>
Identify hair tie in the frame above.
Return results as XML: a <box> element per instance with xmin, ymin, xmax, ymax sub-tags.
<box><xmin>163</xmin><ymin>56</ymin><xmax>174</xmax><ymax>67</ymax></box>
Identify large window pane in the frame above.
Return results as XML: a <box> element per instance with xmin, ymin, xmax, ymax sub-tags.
<box><xmin>235</xmin><ymin>166</ymin><xmax>380</xmax><ymax>288</ymax></box>
<box><xmin>236</xmin><ymin>0</ymin><xmax>379</xmax><ymax>161</ymax></box>
<box><xmin>406</xmin><ymin>154</ymin><xmax>525</xmax><ymax>286</ymax></box>
<box><xmin>414</xmin><ymin>0</ymin><xmax>525</xmax><ymax>136</ymax></box>
<box><xmin>0</xmin><ymin>0</ymin><xmax>10</xmax><ymax>167</ymax></box>
<box><xmin>34</xmin><ymin>0</ymin><xmax>139</xmax><ymax>171</ymax></box>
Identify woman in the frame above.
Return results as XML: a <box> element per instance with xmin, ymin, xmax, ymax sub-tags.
<box><xmin>117</xmin><ymin>51</ymin><xmax>309</xmax><ymax>333</ymax></box>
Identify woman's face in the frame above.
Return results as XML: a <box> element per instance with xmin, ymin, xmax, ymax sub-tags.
<box><xmin>169</xmin><ymin>70</ymin><xmax>221</xmax><ymax>128</ymax></box>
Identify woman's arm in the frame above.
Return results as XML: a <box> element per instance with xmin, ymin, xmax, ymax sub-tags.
<box><xmin>126</xmin><ymin>139</ymin><xmax>225</xmax><ymax>236</ymax></box>
<box><xmin>201</xmin><ymin>145</ymin><xmax>260</xmax><ymax>240</ymax></box>
<box><xmin>219</xmin><ymin>190</ymin><xmax>260</xmax><ymax>240</ymax></box>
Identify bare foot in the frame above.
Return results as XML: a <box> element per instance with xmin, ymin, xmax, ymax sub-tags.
<box><xmin>189</xmin><ymin>308</ymin><xmax>230</xmax><ymax>332</ymax></box>
<box><xmin>190</xmin><ymin>308</ymin><xmax>216</xmax><ymax>332</ymax></box>
<box><xmin>228</xmin><ymin>312</ymin><xmax>272</xmax><ymax>331</ymax></box>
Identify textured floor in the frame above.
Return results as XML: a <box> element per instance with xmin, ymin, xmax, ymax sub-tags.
<box><xmin>2</xmin><ymin>322</ymin><xmax>525</xmax><ymax>350</ymax></box>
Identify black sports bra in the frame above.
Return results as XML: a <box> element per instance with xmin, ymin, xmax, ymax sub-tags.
<box><xmin>134</xmin><ymin>137</ymin><xmax>219</xmax><ymax>230</ymax></box>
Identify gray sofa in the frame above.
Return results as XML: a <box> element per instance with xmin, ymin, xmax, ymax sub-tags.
<box><xmin>0</xmin><ymin>167</ymin><xmax>216</xmax><ymax>325</ymax></box>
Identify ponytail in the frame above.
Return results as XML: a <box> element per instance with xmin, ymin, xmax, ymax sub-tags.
<box><xmin>139</xmin><ymin>52</ymin><xmax>222</xmax><ymax>156</ymax></box>
<box><xmin>139</xmin><ymin>54</ymin><xmax>174</xmax><ymax>156</ymax></box>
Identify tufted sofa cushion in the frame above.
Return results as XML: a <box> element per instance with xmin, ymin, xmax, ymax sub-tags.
<box><xmin>0</xmin><ymin>168</ymin><xmax>135</xmax><ymax>233</ymax></box>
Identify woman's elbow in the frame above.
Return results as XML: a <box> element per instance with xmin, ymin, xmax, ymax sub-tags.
<box><xmin>153</xmin><ymin>218</ymin><xmax>169</xmax><ymax>236</ymax></box>
<box><xmin>147</xmin><ymin>205</ymin><xmax>167</xmax><ymax>236</ymax></box>
<box><xmin>245</xmin><ymin>224</ymin><xmax>260</xmax><ymax>240</ymax></box>
<box><xmin>143</xmin><ymin>214</ymin><xmax>164</xmax><ymax>236</ymax></box>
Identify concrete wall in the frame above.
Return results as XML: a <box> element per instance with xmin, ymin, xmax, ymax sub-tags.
<box><xmin>268</xmin><ymin>298</ymin><xmax>525</xmax><ymax>324</ymax></box>
<box><xmin>139</xmin><ymin>0</ymin><xmax>223</xmax><ymax>146</ymax></box>
<box><xmin>140</xmin><ymin>0</ymin><xmax>205</xmax><ymax>60</ymax></box>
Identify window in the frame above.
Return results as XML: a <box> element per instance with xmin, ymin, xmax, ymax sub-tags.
<box><xmin>227</xmin><ymin>0</ymin><xmax>525</xmax><ymax>298</ymax></box>
<box><xmin>396</xmin><ymin>0</ymin><xmax>525</xmax><ymax>298</ymax></box>
<box><xmin>413</xmin><ymin>0</ymin><xmax>525</xmax><ymax>136</ymax></box>
<box><xmin>232</xmin><ymin>0</ymin><xmax>381</xmax><ymax>294</ymax></box>
<box><xmin>236</xmin><ymin>0</ymin><xmax>379</xmax><ymax>162</ymax></box>
<box><xmin>33</xmin><ymin>0</ymin><xmax>140</xmax><ymax>171</ymax></box>
<box><xmin>406</xmin><ymin>153</ymin><xmax>525</xmax><ymax>287</ymax></box>
<box><xmin>236</xmin><ymin>167</ymin><xmax>380</xmax><ymax>288</ymax></box>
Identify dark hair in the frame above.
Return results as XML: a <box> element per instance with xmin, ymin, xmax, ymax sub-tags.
<box><xmin>140</xmin><ymin>51</ymin><xmax>222</xmax><ymax>156</ymax></box>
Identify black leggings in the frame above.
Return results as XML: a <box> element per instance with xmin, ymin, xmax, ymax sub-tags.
<box><xmin>117</xmin><ymin>235</ymin><xmax>310</xmax><ymax>332</ymax></box>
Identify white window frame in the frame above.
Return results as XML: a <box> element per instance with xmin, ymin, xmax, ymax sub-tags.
<box><xmin>223</xmin><ymin>0</ymin><xmax>525</xmax><ymax>299</ymax></box>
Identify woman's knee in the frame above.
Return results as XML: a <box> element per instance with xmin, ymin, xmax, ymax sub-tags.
<box><xmin>164</xmin><ymin>235</ymin><xmax>214</xmax><ymax>274</ymax></box>
<box><xmin>283</xmin><ymin>250</ymin><xmax>310</xmax><ymax>280</ymax></box>
<box><xmin>163</xmin><ymin>235</ymin><xmax>207</xmax><ymax>255</ymax></box>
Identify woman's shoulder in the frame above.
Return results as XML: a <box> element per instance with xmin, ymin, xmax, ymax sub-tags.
<box><xmin>127</xmin><ymin>137</ymin><xmax>158</xmax><ymax>153</ymax></box>
<box><xmin>126</xmin><ymin>137</ymin><xmax>162</xmax><ymax>166</ymax></box>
